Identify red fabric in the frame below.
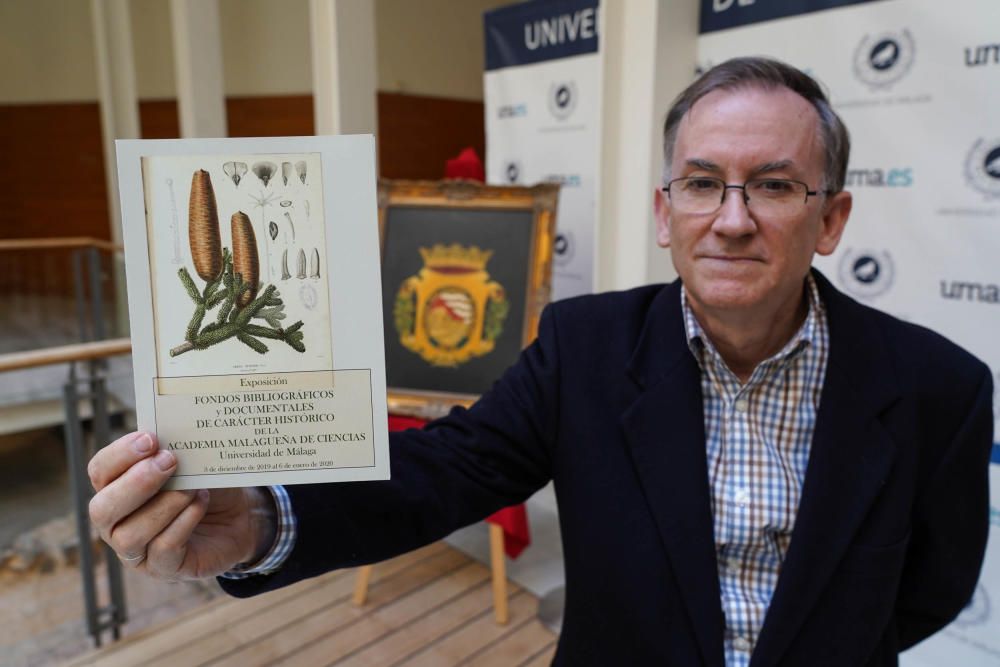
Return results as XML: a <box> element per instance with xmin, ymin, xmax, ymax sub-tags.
<box><xmin>485</xmin><ymin>504</ymin><xmax>531</xmax><ymax>559</ymax></box>
<box><xmin>387</xmin><ymin>414</ymin><xmax>532</xmax><ymax>559</ymax></box>
<box><xmin>444</xmin><ymin>147</ymin><xmax>486</xmax><ymax>182</ymax></box>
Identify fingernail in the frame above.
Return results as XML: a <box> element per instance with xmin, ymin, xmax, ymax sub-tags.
<box><xmin>198</xmin><ymin>489</ymin><xmax>209</xmax><ymax>502</ymax></box>
<box><xmin>133</xmin><ymin>433</ymin><xmax>153</xmax><ymax>454</ymax></box>
<box><xmin>154</xmin><ymin>450</ymin><xmax>175</xmax><ymax>471</ymax></box>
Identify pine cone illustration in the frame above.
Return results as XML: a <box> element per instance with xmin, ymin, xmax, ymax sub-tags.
<box><xmin>231</xmin><ymin>211</ymin><xmax>259</xmax><ymax>307</ymax></box>
<box><xmin>187</xmin><ymin>169</ymin><xmax>223</xmax><ymax>281</ymax></box>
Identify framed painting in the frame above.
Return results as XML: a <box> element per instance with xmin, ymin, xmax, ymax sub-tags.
<box><xmin>377</xmin><ymin>179</ymin><xmax>559</xmax><ymax>418</ymax></box>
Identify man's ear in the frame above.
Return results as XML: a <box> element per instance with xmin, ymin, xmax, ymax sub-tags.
<box><xmin>654</xmin><ymin>187</ymin><xmax>671</xmax><ymax>248</ymax></box>
<box><xmin>815</xmin><ymin>190</ymin><xmax>852</xmax><ymax>256</ymax></box>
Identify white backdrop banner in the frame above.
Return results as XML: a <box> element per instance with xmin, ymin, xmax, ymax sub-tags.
<box><xmin>698</xmin><ymin>0</ymin><xmax>1000</xmax><ymax>664</ymax></box>
<box><xmin>483</xmin><ymin>0</ymin><xmax>600</xmax><ymax>301</ymax></box>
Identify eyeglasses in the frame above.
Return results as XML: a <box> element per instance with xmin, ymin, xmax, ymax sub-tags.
<box><xmin>663</xmin><ymin>177</ymin><xmax>831</xmax><ymax>218</ymax></box>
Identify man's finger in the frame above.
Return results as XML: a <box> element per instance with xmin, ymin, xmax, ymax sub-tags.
<box><xmin>89</xmin><ymin>449</ymin><xmax>177</xmax><ymax>538</ymax></box>
<box><xmin>117</xmin><ymin>550</ymin><xmax>148</xmax><ymax>569</ymax></box>
<box><xmin>106</xmin><ymin>488</ymin><xmax>196</xmax><ymax>562</ymax></box>
<box><xmin>88</xmin><ymin>431</ymin><xmax>159</xmax><ymax>492</ymax></box>
<box><xmin>146</xmin><ymin>489</ymin><xmax>211</xmax><ymax>580</ymax></box>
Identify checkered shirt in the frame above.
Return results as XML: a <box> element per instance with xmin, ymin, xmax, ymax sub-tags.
<box><xmin>682</xmin><ymin>275</ymin><xmax>829</xmax><ymax>667</ymax></box>
<box><xmin>219</xmin><ymin>485</ymin><xmax>297</xmax><ymax>578</ymax></box>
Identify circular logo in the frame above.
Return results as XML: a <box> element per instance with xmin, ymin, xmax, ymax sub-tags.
<box><xmin>964</xmin><ymin>138</ymin><xmax>1000</xmax><ymax>199</ymax></box>
<box><xmin>838</xmin><ymin>249</ymin><xmax>895</xmax><ymax>300</ymax></box>
<box><xmin>985</xmin><ymin>146</ymin><xmax>1000</xmax><ymax>178</ymax></box>
<box><xmin>853</xmin><ymin>30</ymin><xmax>915</xmax><ymax>90</ymax></box>
<box><xmin>505</xmin><ymin>161</ymin><xmax>521</xmax><ymax>184</ymax></box>
<box><xmin>954</xmin><ymin>584</ymin><xmax>991</xmax><ymax>628</ymax></box>
<box><xmin>553</xmin><ymin>230</ymin><xmax>575</xmax><ymax>267</ymax></box>
<box><xmin>869</xmin><ymin>39</ymin><xmax>900</xmax><ymax>71</ymax></box>
<box><xmin>548</xmin><ymin>81</ymin><xmax>578</xmax><ymax>120</ymax></box>
<box><xmin>424</xmin><ymin>288</ymin><xmax>474</xmax><ymax>350</ymax></box>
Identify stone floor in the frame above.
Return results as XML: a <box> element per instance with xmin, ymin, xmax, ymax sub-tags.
<box><xmin>2</xmin><ymin>553</ymin><xmax>226</xmax><ymax>667</ymax></box>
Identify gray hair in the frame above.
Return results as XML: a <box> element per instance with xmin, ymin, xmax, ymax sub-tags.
<box><xmin>662</xmin><ymin>57</ymin><xmax>850</xmax><ymax>193</ymax></box>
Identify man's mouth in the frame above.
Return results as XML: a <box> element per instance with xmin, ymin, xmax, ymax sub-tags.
<box><xmin>699</xmin><ymin>254</ymin><xmax>762</xmax><ymax>262</ymax></box>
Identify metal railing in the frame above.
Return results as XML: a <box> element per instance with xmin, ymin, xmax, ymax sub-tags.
<box><xmin>0</xmin><ymin>339</ymin><xmax>133</xmax><ymax>647</ymax></box>
<box><xmin>0</xmin><ymin>237</ymin><xmax>131</xmax><ymax>647</ymax></box>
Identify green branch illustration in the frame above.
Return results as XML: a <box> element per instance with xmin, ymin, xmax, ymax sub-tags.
<box><xmin>169</xmin><ymin>250</ymin><xmax>305</xmax><ymax>357</ymax></box>
<box><xmin>170</xmin><ymin>172</ymin><xmax>306</xmax><ymax>357</ymax></box>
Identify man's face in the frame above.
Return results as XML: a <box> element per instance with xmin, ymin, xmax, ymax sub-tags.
<box><xmin>654</xmin><ymin>86</ymin><xmax>852</xmax><ymax>318</ymax></box>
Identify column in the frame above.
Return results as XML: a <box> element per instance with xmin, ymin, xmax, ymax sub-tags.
<box><xmin>595</xmin><ymin>0</ymin><xmax>698</xmax><ymax>291</ymax></box>
<box><xmin>90</xmin><ymin>0</ymin><xmax>140</xmax><ymax>334</ymax></box>
<box><xmin>308</xmin><ymin>0</ymin><xmax>377</xmax><ymax>136</ymax></box>
<box><xmin>170</xmin><ymin>0</ymin><xmax>228</xmax><ymax>137</ymax></box>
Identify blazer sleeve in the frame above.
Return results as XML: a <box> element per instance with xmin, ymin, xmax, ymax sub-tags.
<box><xmin>895</xmin><ymin>365</ymin><xmax>994</xmax><ymax>649</ymax></box>
<box><xmin>218</xmin><ymin>304</ymin><xmax>562</xmax><ymax>598</ymax></box>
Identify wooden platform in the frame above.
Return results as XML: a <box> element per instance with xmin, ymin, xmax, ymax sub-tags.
<box><xmin>65</xmin><ymin>543</ymin><xmax>558</xmax><ymax>667</ymax></box>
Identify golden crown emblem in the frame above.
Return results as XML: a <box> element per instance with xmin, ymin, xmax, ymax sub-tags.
<box><xmin>419</xmin><ymin>244</ymin><xmax>493</xmax><ymax>271</ymax></box>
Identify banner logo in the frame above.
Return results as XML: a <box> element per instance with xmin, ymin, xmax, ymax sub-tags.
<box><xmin>939</xmin><ymin>279</ymin><xmax>999</xmax><ymax>304</ymax></box>
<box><xmin>504</xmin><ymin>161</ymin><xmax>522</xmax><ymax>184</ymax></box>
<box><xmin>845</xmin><ymin>167</ymin><xmax>913</xmax><ymax>188</ymax></box>
<box><xmin>838</xmin><ymin>249</ymin><xmax>894</xmax><ymax>299</ymax></box>
<box><xmin>554</xmin><ymin>231</ymin><xmax>575</xmax><ymax>267</ymax></box>
<box><xmin>853</xmin><ymin>30</ymin><xmax>915</xmax><ymax>90</ymax></box>
<box><xmin>498</xmin><ymin>103</ymin><xmax>527</xmax><ymax>119</ymax></box>
<box><xmin>543</xmin><ymin>173</ymin><xmax>582</xmax><ymax>188</ymax></box>
<box><xmin>954</xmin><ymin>584</ymin><xmax>991</xmax><ymax>628</ymax></box>
<box><xmin>965</xmin><ymin>43</ymin><xmax>1000</xmax><ymax>67</ymax></box>
<box><xmin>549</xmin><ymin>81</ymin><xmax>578</xmax><ymax>120</ymax></box>
<box><xmin>523</xmin><ymin>7</ymin><xmax>598</xmax><ymax>51</ymax></box>
<box><xmin>964</xmin><ymin>138</ymin><xmax>1000</xmax><ymax>199</ymax></box>
<box><xmin>710</xmin><ymin>0</ymin><xmax>757</xmax><ymax>13</ymax></box>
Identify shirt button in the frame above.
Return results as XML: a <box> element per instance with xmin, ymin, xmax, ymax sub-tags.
<box><xmin>734</xmin><ymin>488</ymin><xmax>750</xmax><ymax>505</ymax></box>
<box><xmin>733</xmin><ymin>636</ymin><xmax>753</xmax><ymax>652</ymax></box>
<box><xmin>726</xmin><ymin>558</ymin><xmax>741</xmax><ymax>571</ymax></box>
<box><xmin>734</xmin><ymin>398</ymin><xmax>749</xmax><ymax>412</ymax></box>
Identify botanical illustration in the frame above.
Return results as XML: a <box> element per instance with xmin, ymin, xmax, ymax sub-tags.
<box><xmin>142</xmin><ymin>152</ymin><xmax>332</xmax><ymax>378</ymax></box>
<box><xmin>169</xmin><ymin>170</ymin><xmax>304</xmax><ymax>357</ymax></box>
<box><xmin>393</xmin><ymin>243</ymin><xmax>509</xmax><ymax>367</ymax></box>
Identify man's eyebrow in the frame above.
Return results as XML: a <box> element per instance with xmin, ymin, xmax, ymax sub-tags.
<box><xmin>751</xmin><ymin>160</ymin><xmax>797</xmax><ymax>175</ymax></box>
<box><xmin>684</xmin><ymin>158</ymin><xmax>721</xmax><ymax>172</ymax></box>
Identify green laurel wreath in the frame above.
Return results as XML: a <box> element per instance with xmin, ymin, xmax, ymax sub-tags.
<box><xmin>483</xmin><ymin>296</ymin><xmax>510</xmax><ymax>341</ymax></box>
<box><xmin>393</xmin><ymin>289</ymin><xmax>416</xmax><ymax>336</ymax></box>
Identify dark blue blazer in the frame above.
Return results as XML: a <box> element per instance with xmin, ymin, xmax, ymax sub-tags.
<box><xmin>221</xmin><ymin>271</ymin><xmax>993</xmax><ymax>667</ymax></box>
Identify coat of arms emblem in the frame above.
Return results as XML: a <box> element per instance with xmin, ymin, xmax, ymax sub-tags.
<box><xmin>393</xmin><ymin>244</ymin><xmax>510</xmax><ymax>367</ymax></box>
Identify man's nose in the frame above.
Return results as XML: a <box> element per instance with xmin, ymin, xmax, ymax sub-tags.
<box><xmin>712</xmin><ymin>187</ymin><xmax>757</xmax><ymax>237</ymax></box>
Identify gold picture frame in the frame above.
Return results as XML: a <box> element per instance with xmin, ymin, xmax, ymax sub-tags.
<box><xmin>377</xmin><ymin>179</ymin><xmax>559</xmax><ymax>418</ymax></box>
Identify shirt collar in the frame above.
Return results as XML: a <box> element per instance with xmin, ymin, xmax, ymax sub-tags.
<box><xmin>682</xmin><ymin>273</ymin><xmax>824</xmax><ymax>371</ymax></box>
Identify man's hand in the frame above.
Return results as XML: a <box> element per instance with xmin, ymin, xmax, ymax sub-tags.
<box><xmin>87</xmin><ymin>431</ymin><xmax>277</xmax><ymax>580</ymax></box>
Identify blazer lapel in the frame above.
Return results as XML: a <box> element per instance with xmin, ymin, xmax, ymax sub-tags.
<box><xmin>751</xmin><ymin>272</ymin><xmax>901</xmax><ymax>667</ymax></box>
<box><xmin>621</xmin><ymin>281</ymin><xmax>726</xmax><ymax>667</ymax></box>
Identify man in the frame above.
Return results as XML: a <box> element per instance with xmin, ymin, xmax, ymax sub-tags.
<box><xmin>88</xmin><ymin>58</ymin><xmax>993</xmax><ymax>666</ymax></box>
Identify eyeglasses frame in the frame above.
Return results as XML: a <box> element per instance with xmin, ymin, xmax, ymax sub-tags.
<box><xmin>662</xmin><ymin>176</ymin><xmax>834</xmax><ymax>210</ymax></box>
